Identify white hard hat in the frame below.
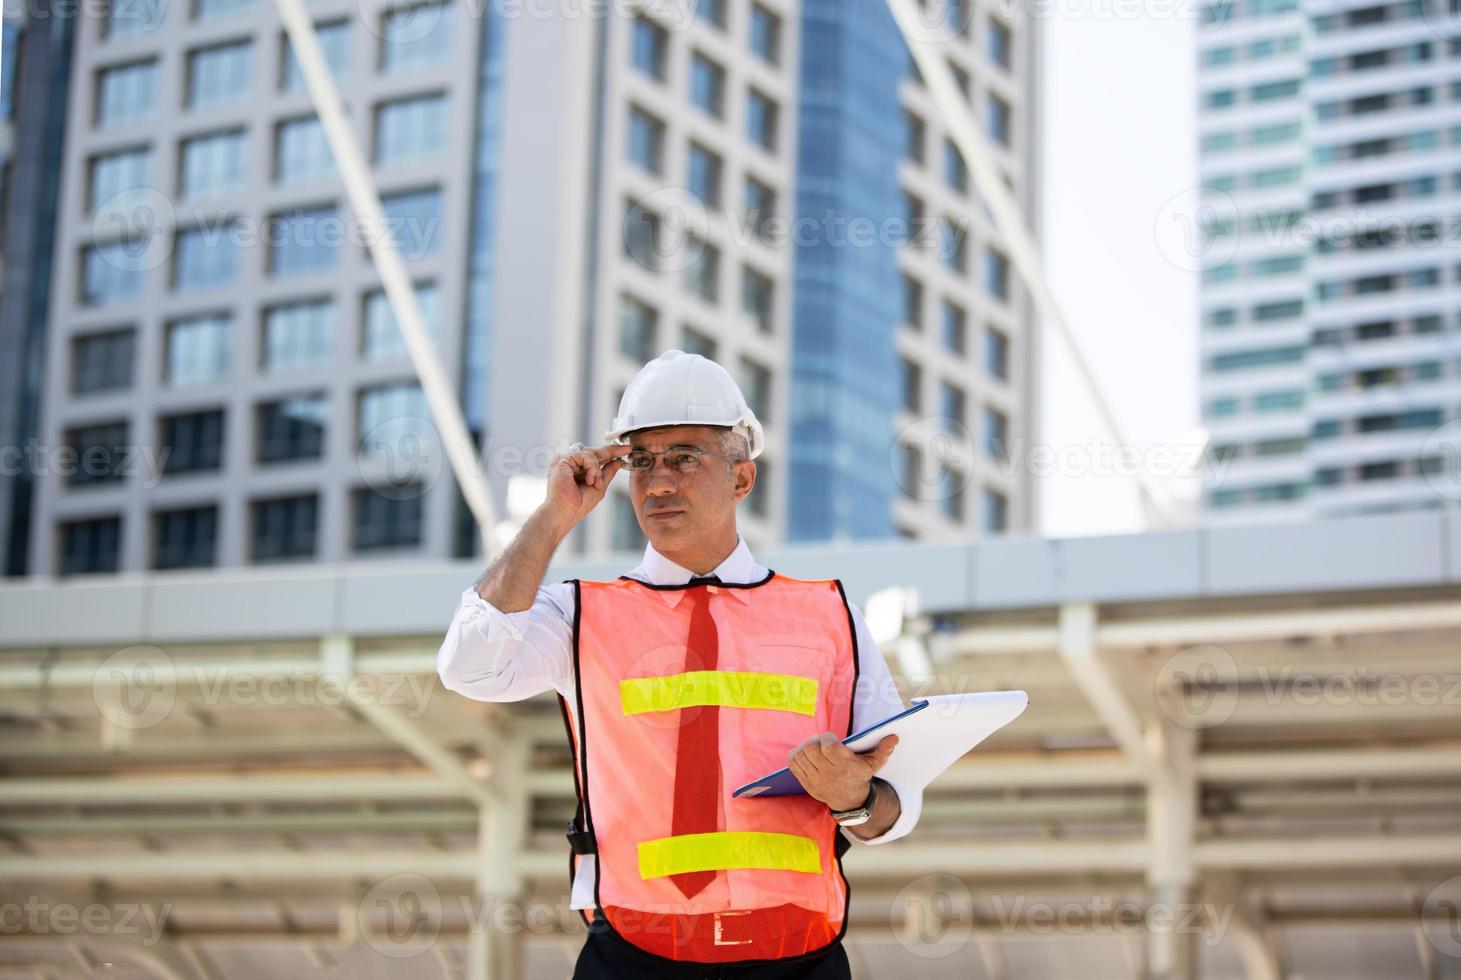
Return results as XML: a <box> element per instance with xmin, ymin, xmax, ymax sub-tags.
<box><xmin>605</xmin><ymin>350</ymin><xmax>765</xmax><ymax>459</ymax></box>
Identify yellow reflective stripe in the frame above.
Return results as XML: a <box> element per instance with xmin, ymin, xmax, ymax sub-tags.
<box><xmin>637</xmin><ymin>831</ymin><xmax>821</xmax><ymax>879</ymax></box>
<box><xmin>620</xmin><ymin>671</ymin><xmax>817</xmax><ymax>716</ymax></box>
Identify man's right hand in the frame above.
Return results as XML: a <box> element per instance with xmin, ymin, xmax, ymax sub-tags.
<box><xmin>542</xmin><ymin>444</ymin><xmax>627</xmax><ymax>532</ymax></box>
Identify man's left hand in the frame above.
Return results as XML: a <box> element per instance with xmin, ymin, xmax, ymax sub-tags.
<box><xmin>786</xmin><ymin>733</ymin><xmax>899</xmax><ymax>811</ymax></box>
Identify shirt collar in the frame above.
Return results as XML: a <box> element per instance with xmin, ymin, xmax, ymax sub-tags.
<box><xmin>627</xmin><ymin>533</ymin><xmax>764</xmax><ymax>606</ymax></box>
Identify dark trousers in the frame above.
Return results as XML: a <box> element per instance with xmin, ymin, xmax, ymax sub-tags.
<box><xmin>571</xmin><ymin>923</ymin><xmax>852</xmax><ymax>980</ymax></box>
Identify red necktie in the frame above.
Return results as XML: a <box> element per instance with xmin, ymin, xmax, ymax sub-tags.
<box><xmin>668</xmin><ymin>581</ymin><xmax>721</xmax><ymax>898</ymax></box>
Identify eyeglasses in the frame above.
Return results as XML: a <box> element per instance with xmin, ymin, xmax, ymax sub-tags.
<box><xmin>623</xmin><ymin>447</ymin><xmax>744</xmax><ymax>474</ymax></box>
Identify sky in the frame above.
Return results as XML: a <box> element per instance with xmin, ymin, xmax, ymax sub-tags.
<box><xmin>1037</xmin><ymin>2</ymin><xmax>1203</xmax><ymax>537</ymax></box>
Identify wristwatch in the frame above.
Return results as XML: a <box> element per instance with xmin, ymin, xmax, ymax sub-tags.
<box><xmin>830</xmin><ymin>782</ymin><xmax>877</xmax><ymax>826</ymax></box>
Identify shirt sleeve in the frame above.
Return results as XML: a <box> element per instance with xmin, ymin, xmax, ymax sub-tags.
<box><xmin>436</xmin><ymin>582</ymin><xmax>575</xmax><ymax>702</ymax></box>
<box><xmin>841</xmin><ymin>599</ymin><xmax>923</xmax><ymax>846</ymax></box>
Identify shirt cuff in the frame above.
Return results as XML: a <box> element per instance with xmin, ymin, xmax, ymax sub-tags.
<box><xmin>842</xmin><ymin>775</ymin><xmax>922</xmax><ymax>846</ymax></box>
<box><xmin>457</xmin><ymin>585</ymin><xmax>533</xmax><ymax>643</ymax></box>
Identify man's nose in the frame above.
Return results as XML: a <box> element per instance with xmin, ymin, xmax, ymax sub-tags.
<box><xmin>646</xmin><ymin>472</ymin><xmax>678</xmax><ymax>495</ymax></box>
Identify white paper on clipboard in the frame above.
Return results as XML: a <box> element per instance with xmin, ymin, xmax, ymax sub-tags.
<box><xmin>868</xmin><ymin>690</ymin><xmax>1029</xmax><ymax>793</ymax></box>
<box><xmin>734</xmin><ymin>689</ymin><xmax>1029</xmax><ymax>799</ymax></box>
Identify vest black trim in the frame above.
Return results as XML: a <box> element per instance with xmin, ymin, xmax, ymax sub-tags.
<box><xmin>615</xmin><ymin>569</ymin><xmax>776</xmax><ymax>590</ymax></box>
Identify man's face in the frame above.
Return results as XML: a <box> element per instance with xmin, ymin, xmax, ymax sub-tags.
<box><xmin>626</xmin><ymin>425</ymin><xmax>755</xmax><ymax>550</ymax></box>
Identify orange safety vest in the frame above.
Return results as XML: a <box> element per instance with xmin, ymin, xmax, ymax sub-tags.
<box><xmin>557</xmin><ymin>571</ymin><xmax>860</xmax><ymax>965</ymax></box>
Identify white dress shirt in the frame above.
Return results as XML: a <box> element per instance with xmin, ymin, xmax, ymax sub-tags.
<box><xmin>436</xmin><ymin>533</ymin><xmax>922</xmax><ymax>908</ymax></box>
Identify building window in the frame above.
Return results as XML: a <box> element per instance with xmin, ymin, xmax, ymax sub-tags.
<box><xmin>153</xmin><ymin>505</ymin><xmax>218</xmax><ymax>570</ymax></box>
<box><xmin>379</xmin><ymin>2</ymin><xmax>454</xmax><ymax>73</ymax></box>
<box><xmin>690</xmin><ymin>52</ymin><xmax>726</xmax><ymax>118</ymax></box>
<box><xmin>945</xmin><ymin>140</ymin><xmax>968</xmax><ymax>192</ymax></box>
<box><xmin>60</xmin><ymin>516</ymin><xmax>123</xmax><ymax>576</ymax></box>
<box><xmin>186</xmin><ymin>41</ymin><xmax>252</xmax><ymax>110</ymax></box>
<box><xmin>362</xmin><ymin>283</ymin><xmax>440</xmax><ymax>360</ymax></box>
<box><xmin>612</xmin><ymin>493</ymin><xmax>643</xmax><ymax>551</ymax></box>
<box><xmin>985</xmin><ymin>325</ymin><xmax>1009</xmax><ymax>380</ymax></box>
<box><xmin>374</xmin><ymin>93</ymin><xmax>446</xmax><ymax>166</ymax></box>
<box><xmin>624</xmin><ymin>199</ymin><xmax>663</xmax><ymax>270</ymax></box>
<box><xmin>173</xmin><ymin>224</ymin><xmax>239</xmax><ymax>291</ymax></box>
<box><xmin>696</xmin><ymin>0</ymin><xmax>727</xmax><ymax>26</ymax></box>
<box><xmin>902</xmin><ymin>274</ymin><xmax>924</xmax><ymax>329</ymax></box>
<box><xmin>267</xmin><ymin>206</ymin><xmax>340</xmax><ymax>277</ymax></box>
<box><xmin>263</xmin><ymin>298</ymin><xmax>333</xmax><ymax>373</ymax></box>
<box><xmin>985</xmin><ymin>248</ymin><xmax>1010</xmax><ymax>300</ymax></box>
<box><xmin>353</xmin><ymin>487</ymin><xmax>424</xmax><ymax>550</ymax></box>
<box><xmin>194</xmin><ymin>0</ymin><xmax>251</xmax><ymax>20</ymax></box>
<box><xmin>257</xmin><ymin>395</ymin><xmax>328</xmax><ymax>463</ymax></box>
<box><xmin>381</xmin><ymin>188</ymin><xmax>443</xmax><ymax>259</ymax></box>
<box><xmin>744</xmin><ymin>175</ymin><xmax>776</xmax><ymax>238</ymax></box>
<box><xmin>619</xmin><ymin>294</ymin><xmax>658</xmax><ymax>362</ymax></box>
<box><xmin>988</xmin><ymin>18</ymin><xmax>1012</xmax><ymax>69</ymax></box>
<box><xmin>251</xmin><ymin>494</ymin><xmax>318</xmax><ymax>562</ymax></box>
<box><xmin>939</xmin><ymin>467</ymin><xmax>965</xmax><ymax>520</ymax></box>
<box><xmin>747</xmin><ymin>457</ymin><xmax>770</xmax><ymax>517</ymax></box>
<box><xmin>739</xmin><ymin>357</ymin><xmax>771</xmax><ymax>425</ymax></box>
<box><xmin>749</xmin><ymin>3</ymin><xmax>781</xmax><ymax>64</ymax></box>
<box><xmin>88</xmin><ymin>148</ymin><xmax>149</xmax><ymax>215</ymax></box>
<box><xmin>901</xmin><ymin>357</ymin><xmax>921</xmax><ymax>413</ymax></box>
<box><xmin>281</xmin><ymin>20</ymin><xmax>349</xmax><ymax>91</ymax></box>
<box><xmin>899</xmin><ymin>443</ymin><xmax>924</xmax><ymax>501</ymax></box>
<box><xmin>82</xmin><ymin>241</ymin><xmax>145</xmax><ymax>307</ymax></box>
<box><xmin>628</xmin><ymin>104</ymin><xmax>666</xmax><ymax>174</ymax></box>
<box><xmin>276</xmin><ymin>115</ymin><xmax>335</xmax><ymax>184</ymax></box>
<box><xmin>160</xmin><ymin>408</ymin><xmax>225</xmax><ymax>474</ymax></box>
<box><xmin>942</xmin><ymin>300</ymin><xmax>967</xmax><ymax>354</ymax></box>
<box><xmin>949</xmin><ymin>61</ymin><xmax>971</xmax><ymax>97</ymax></box>
<box><xmin>358</xmin><ymin>382</ymin><xmax>430</xmax><ymax>452</ymax></box>
<box><xmin>684</xmin><ymin>237</ymin><xmax>720</xmax><ymax>302</ymax></box>
<box><xmin>631</xmin><ymin>15</ymin><xmax>668</xmax><ymax>80</ymax></box>
<box><xmin>105</xmin><ymin>0</ymin><xmax>164</xmax><ymax>38</ymax></box>
<box><xmin>984</xmin><ymin>406</ymin><xmax>1009</xmax><ymax>461</ymax></box>
<box><xmin>987</xmin><ymin>92</ymin><xmax>1011</xmax><ymax>145</ymax></box>
<box><xmin>741</xmin><ymin>266</ymin><xmax>774</xmax><ymax>333</ymax></box>
<box><xmin>905</xmin><ymin>109</ymin><xmax>925</xmax><ymax>165</ymax></box>
<box><xmin>982</xmin><ymin>487</ymin><xmax>1008</xmax><ymax>533</ymax></box>
<box><xmin>747</xmin><ymin>89</ymin><xmax>778</xmax><ymax>152</ymax></box>
<box><xmin>941</xmin><ymin>382</ymin><xmax>966</xmax><ymax>433</ymax></box>
<box><xmin>65</xmin><ymin>421</ymin><xmax>129</xmax><ymax>487</ymax></box>
<box><xmin>688</xmin><ymin>142</ymin><xmax>723</xmax><ymax>206</ymax></box>
<box><xmin>165</xmin><ymin>313</ymin><xmax>231</xmax><ymax>386</ymax></box>
<box><xmin>96</xmin><ymin>60</ymin><xmax>158</xmax><ymax>127</ymax></box>
<box><xmin>940</xmin><ymin>217</ymin><xmax>967</xmax><ymax>271</ymax></box>
<box><xmin>72</xmin><ymin>329</ymin><xmax>136</xmax><ymax>395</ymax></box>
<box><xmin>179</xmin><ymin>130</ymin><xmax>247</xmax><ymax>199</ymax></box>
<box><xmin>681</xmin><ymin>326</ymin><xmax>716</xmax><ymax>359</ymax></box>
<box><xmin>904</xmin><ymin>189</ymin><xmax>924</xmax><ymax>231</ymax></box>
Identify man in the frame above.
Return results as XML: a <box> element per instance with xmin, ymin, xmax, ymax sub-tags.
<box><xmin>438</xmin><ymin>350</ymin><xmax>921</xmax><ymax>978</ymax></box>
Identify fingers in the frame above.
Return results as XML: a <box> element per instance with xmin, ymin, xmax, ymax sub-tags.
<box><xmin>861</xmin><ymin>734</ymin><xmax>899</xmax><ymax>774</ymax></box>
<box><xmin>560</xmin><ymin>445</ymin><xmax>628</xmax><ymax>490</ymax></box>
<box><xmin>589</xmin><ymin>444</ymin><xmax>629</xmax><ymax>461</ymax></box>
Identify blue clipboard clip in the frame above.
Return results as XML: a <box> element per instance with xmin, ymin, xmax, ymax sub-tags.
<box><xmin>731</xmin><ymin>699</ymin><xmax>932</xmax><ymax>799</ymax></box>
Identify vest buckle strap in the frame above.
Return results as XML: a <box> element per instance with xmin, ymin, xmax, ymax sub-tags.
<box><xmin>567</xmin><ymin>822</ymin><xmax>597</xmax><ymax>855</ymax></box>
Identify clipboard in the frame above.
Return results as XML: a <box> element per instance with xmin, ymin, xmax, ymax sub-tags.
<box><xmin>732</xmin><ymin>700</ymin><xmax>932</xmax><ymax>798</ymax></box>
<box><xmin>731</xmin><ymin>690</ymin><xmax>1029</xmax><ymax>799</ymax></box>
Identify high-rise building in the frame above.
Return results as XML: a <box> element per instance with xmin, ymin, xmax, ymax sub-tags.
<box><xmin>8</xmin><ymin>0</ymin><xmax>1040</xmax><ymax>576</ymax></box>
<box><xmin>1</xmin><ymin>6</ymin><xmax>75</xmax><ymax>577</ymax></box>
<box><xmin>1197</xmin><ymin>0</ymin><xmax>1461</xmax><ymax>521</ymax></box>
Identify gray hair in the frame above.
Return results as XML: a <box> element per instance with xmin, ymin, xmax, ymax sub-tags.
<box><xmin>716</xmin><ymin>427</ymin><xmax>752</xmax><ymax>461</ymax></box>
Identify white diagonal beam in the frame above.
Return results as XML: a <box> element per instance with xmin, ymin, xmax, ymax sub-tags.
<box><xmin>885</xmin><ymin>0</ymin><xmax>1161</xmax><ymax>519</ymax></box>
<box><xmin>320</xmin><ymin>636</ymin><xmax>498</xmax><ymax>806</ymax></box>
<box><xmin>1058</xmin><ymin>603</ymin><xmax>1157</xmax><ymax>768</ymax></box>
<box><xmin>274</xmin><ymin>0</ymin><xmax>497</xmax><ymax>556</ymax></box>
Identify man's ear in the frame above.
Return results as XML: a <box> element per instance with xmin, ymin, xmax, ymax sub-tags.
<box><xmin>731</xmin><ymin>459</ymin><xmax>757</xmax><ymax>502</ymax></box>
